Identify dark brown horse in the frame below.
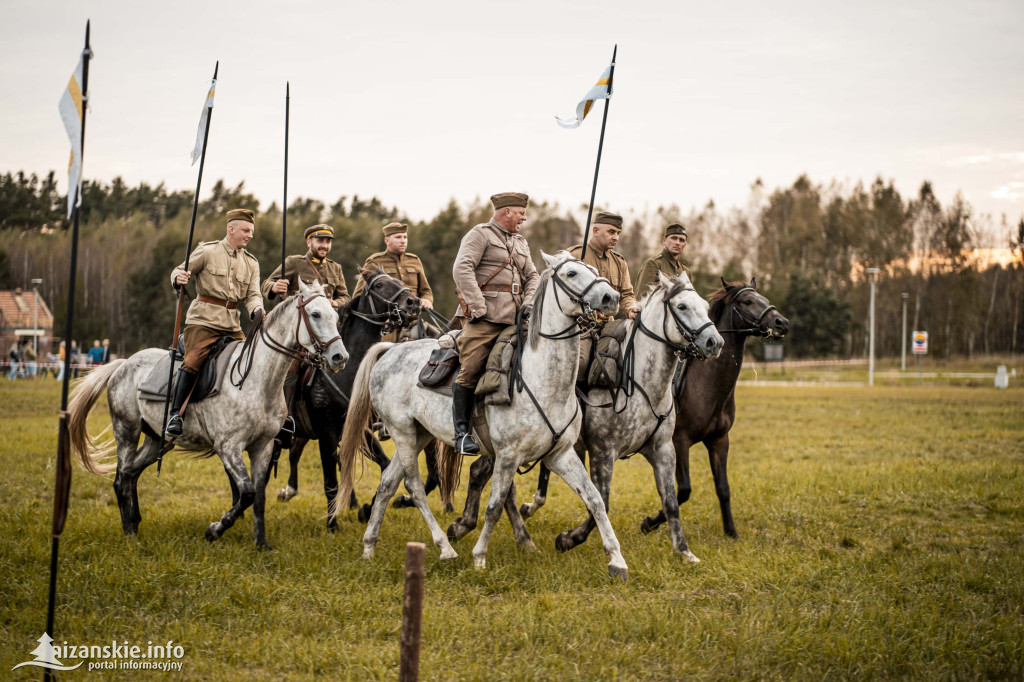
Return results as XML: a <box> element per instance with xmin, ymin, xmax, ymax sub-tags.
<box><xmin>517</xmin><ymin>278</ymin><xmax>788</xmax><ymax>540</ymax></box>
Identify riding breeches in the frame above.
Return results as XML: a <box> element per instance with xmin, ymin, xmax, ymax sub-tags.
<box><xmin>182</xmin><ymin>325</ymin><xmax>243</xmax><ymax>373</ymax></box>
<box><xmin>454</xmin><ymin>319</ymin><xmax>505</xmax><ymax>389</ymax></box>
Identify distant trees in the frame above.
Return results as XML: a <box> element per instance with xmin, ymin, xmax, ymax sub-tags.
<box><xmin>1</xmin><ymin>171</ymin><xmax>1021</xmax><ymax>359</ymax></box>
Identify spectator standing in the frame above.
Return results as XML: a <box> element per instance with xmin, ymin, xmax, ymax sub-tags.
<box><xmin>87</xmin><ymin>339</ymin><xmax>103</xmax><ymax>365</ymax></box>
<box><xmin>7</xmin><ymin>343</ymin><xmax>20</xmax><ymax>380</ymax></box>
<box><xmin>101</xmin><ymin>338</ymin><xmax>111</xmax><ymax>363</ymax></box>
<box><xmin>56</xmin><ymin>341</ymin><xmax>66</xmax><ymax>381</ymax></box>
<box><xmin>70</xmin><ymin>341</ymin><xmax>80</xmax><ymax>378</ymax></box>
<box><xmin>23</xmin><ymin>340</ymin><xmax>37</xmax><ymax>379</ymax></box>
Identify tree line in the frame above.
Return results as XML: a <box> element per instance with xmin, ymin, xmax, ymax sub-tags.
<box><xmin>1</xmin><ymin>170</ymin><xmax>1022</xmax><ymax>359</ymax></box>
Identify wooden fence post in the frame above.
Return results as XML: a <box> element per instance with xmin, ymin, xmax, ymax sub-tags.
<box><xmin>399</xmin><ymin>542</ymin><xmax>425</xmax><ymax>682</ymax></box>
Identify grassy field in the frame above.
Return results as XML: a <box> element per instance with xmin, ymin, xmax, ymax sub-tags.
<box><xmin>1</xmin><ymin>377</ymin><xmax>1022</xmax><ymax>680</ymax></box>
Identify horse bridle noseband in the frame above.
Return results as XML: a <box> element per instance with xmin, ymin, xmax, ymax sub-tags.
<box><xmin>716</xmin><ymin>286</ymin><xmax>777</xmax><ymax>337</ymax></box>
<box><xmin>348</xmin><ymin>273</ymin><xmax>413</xmax><ymax>336</ymax></box>
<box><xmin>230</xmin><ymin>292</ymin><xmax>342</xmax><ymax>388</ymax></box>
<box><xmin>634</xmin><ymin>284</ymin><xmax>716</xmax><ymax>359</ymax></box>
<box><xmin>539</xmin><ymin>258</ymin><xmax>613</xmax><ymax>340</ymax></box>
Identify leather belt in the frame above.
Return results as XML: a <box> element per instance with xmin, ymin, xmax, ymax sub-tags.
<box><xmin>198</xmin><ymin>294</ymin><xmax>238</xmax><ymax>309</ymax></box>
<box><xmin>481</xmin><ymin>282</ymin><xmax>521</xmax><ymax>294</ymax></box>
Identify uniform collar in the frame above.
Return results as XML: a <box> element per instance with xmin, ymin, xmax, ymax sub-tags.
<box><xmin>487</xmin><ymin>219</ymin><xmax>512</xmax><ymax>237</ymax></box>
<box><xmin>385</xmin><ymin>249</ymin><xmax>405</xmax><ymax>262</ymax></box>
<box><xmin>661</xmin><ymin>248</ymin><xmax>680</xmax><ymax>265</ymax></box>
<box><xmin>586</xmin><ymin>242</ymin><xmax>609</xmax><ymax>258</ymax></box>
<box><xmin>305</xmin><ymin>250</ymin><xmax>326</xmax><ymax>265</ymax></box>
<box><xmin>220</xmin><ymin>238</ymin><xmax>242</xmax><ymax>256</ymax></box>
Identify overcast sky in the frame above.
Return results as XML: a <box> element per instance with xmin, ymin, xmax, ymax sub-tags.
<box><xmin>2</xmin><ymin>0</ymin><xmax>1022</xmax><ymax>234</ymax></box>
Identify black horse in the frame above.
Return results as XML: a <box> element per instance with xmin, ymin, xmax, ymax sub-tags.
<box><xmin>276</xmin><ymin>268</ymin><xmax>450</xmax><ymax>526</ymax></box>
<box><xmin>509</xmin><ymin>277</ymin><xmax>789</xmax><ymax>542</ymax></box>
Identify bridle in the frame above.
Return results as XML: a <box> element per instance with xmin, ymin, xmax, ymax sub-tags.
<box><xmin>230</xmin><ymin>291</ymin><xmax>342</xmax><ymax>388</ymax></box>
<box><xmin>715</xmin><ymin>286</ymin><xmax>777</xmax><ymax>337</ymax></box>
<box><xmin>539</xmin><ymin>258</ymin><xmax>613</xmax><ymax>340</ymax></box>
<box><xmin>634</xmin><ymin>282</ymin><xmax>717</xmax><ymax>359</ymax></box>
<box><xmin>347</xmin><ymin>273</ymin><xmax>413</xmax><ymax>336</ymax></box>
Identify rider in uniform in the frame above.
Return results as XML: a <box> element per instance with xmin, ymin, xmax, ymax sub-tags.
<box><xmin>450</xmin><ymin>192</ymin><xmax>540</xmax><ymax>455</ymax></box>
<box><xmin>166</xmin><ymin>208</ymin><xmax>265</xmax><ymax>436</ymax></box>
<box><xmin>568</xmin><ymin>211</ymin><xmax>639</xmax><ymax>381</ymax></box>
<box><xmin>261</xmin><ymin>223</ymin><xmax>350</xmax><ymax>309</ymax></box>
<box><xmin>635</xmin><ymin>222</ymin><xmax>691</xmax><ymax>299</ymax></box>
<box><xmin>351</xmin><ymin>221</ymin><xmax>434</xmax><ymax>342</ymax></box>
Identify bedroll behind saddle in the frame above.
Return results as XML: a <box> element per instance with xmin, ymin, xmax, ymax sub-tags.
<box><xmin>587</xmin><ymin>319</ymin><xmax>629</xmax><ymax>389</ymax></box>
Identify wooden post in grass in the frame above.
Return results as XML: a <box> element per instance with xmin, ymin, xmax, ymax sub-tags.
<box><xmin>399</xmin><ymin>542</ymin><xmax>425</xmax><ymax>682</ymax></box>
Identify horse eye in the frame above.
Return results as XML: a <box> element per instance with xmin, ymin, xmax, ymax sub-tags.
<box><xmin>677</xmin><ymin>303</ymin><xmax>687</xmax><ymax>311</ymax></box>
<box><xmin>567</xmin><ymin>270</ymin><xmax>576</xmax><ymax>277</ymax></box>
<box><xmin>311</xmin><ymin>311</ymin><xmax>321</xmax><ymax>319</ymax></box>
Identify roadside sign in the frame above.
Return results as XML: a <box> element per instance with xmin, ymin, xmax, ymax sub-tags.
<box><xmin>912</xmin><ymin>331</ymin><xmax>928</xmax><ymax>355</ymax></box>
<box><xmin>763</xmin><ymin>343</ymin><xmax>784</xmax><ymax>362</ymax></box>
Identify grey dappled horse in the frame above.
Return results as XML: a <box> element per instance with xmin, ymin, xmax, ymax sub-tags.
<box><xmin>67</xmin><ymin>280</ymin><xmax>347</xmax><ymax>549</ymax></box>
<box><xmin>452</xmin><ymin>271</ymin><xmax>724</xmax><ymax>561</ymax></box>
<box><xmin>335</xmin><ymin>251</ymin><xmax>632</xmax><ymax>579</ymax></box>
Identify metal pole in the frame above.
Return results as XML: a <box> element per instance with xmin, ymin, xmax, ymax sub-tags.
<box><xmin>580</xmin><ymin>44</ymin><xmax>616</xmax><ymax>256</ymax></box>
<box><xmin>282</xmin><ymin>82</ymin><xmax>289</xmax><ymax>278</ymax></box>
<box><xmin>867</xmin><ymin>268</ymin><xmax>879</xmax><ymax>386</ymax></box>
<box><xmin>901</xmin><ymin>293</ymin><xmax>908</xmax><ymax>372</ymax></box>
<box><xmin>399</xmin><ymin>542</ymin><xmax>426</xmax><ymax>682</ymax></box>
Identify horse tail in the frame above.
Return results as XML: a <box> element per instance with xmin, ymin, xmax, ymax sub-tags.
<box><xmin>435</xmin><ymin>439</ymin><xmax>461</xmax><ymax>509</ymax></box>
<box><xmin>332</xmin><ymin>342</ymin><xmax>395</xmax><ymax>520</ymax></box>
<box><xmin>66</xmin><ymin>360</ymin><xmax>125</xmax><ymax>476</ymax></box>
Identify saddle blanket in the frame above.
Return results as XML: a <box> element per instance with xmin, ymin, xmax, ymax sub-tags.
<box><xmin>137</xmin><ymin>339</ymin><xmax>239</xmax><ymax>404</ymax></box>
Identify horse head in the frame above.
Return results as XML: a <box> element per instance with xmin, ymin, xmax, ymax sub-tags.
<box><xmin>296</xmin><ymin>279</ymin><xmax>349</xmax><ymax>372</ymax></box>
<box><xmin>541</xmin><ymin>250</ymin><xmax>619</xmax><ymax>318</ymax></box>
<box><xmin>355</xmin><ymin>267</ymin><xmax>421</xmax><ymax>331</ymax></box>
<box><xmin>652</xmin><ymin>271</ymin><xmax>724</xmax><ymax>359</ymax></box>
<box><xmin>718</xmin><ymin>276</ymin><xmax>790</xmax><ymax>338</ymax></box>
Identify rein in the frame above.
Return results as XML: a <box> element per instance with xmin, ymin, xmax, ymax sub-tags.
<box><xmin>347</xmin><ymin>273</ymin><xmax>412</xmax><ymax>336</ymax></box>
<box><xmin>230</xmin><ymin>292</ymin><xmax>341</xmax><ymax>388</ymax></box>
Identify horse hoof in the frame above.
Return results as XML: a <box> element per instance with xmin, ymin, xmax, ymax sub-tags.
<box><xmin>520</xmin><ymin>539</ymin><xmax>538</xmax><ymax>553</ymax></box>
<box><xmin>444</xmin><ymin>502</ymin><xmax>455</xmax><ymax>513</ymax></box>
<box><xmin>277</xmin><ymin>487</ymin><xmax>297</xmax><ymax>502</ymax></box>
<box><xmin>326</xmin><ymin>517</ymin><xmax>338</xmax><ymax>533</ymax></box>
<box><xmin>362</xmin><ymin>545</ymin><xmax>375</xmax><ymax>560</ymax></box>
<box><xmin>608</xmin><ymin>564</ymin><xmax>629</xmax><ymax>582</ymax></box>
<box><xmin>205</xmin><ymin>523</ymin><xmax>222</xmax><ymax>542</ymax></box>
<box><xmin>357</xmin><ymin>504</ymin><xmax>372</xmax><ymax>524</ymax></box>
<box><xmin>725</xmin><ymin>528</ymin><xmax>739</xmax><ymax>539</ymax></box>
<box><xmin>640</xmin><ymin>516</ymin><xmax>659</xmax><ymax>535</ymax></box>
<box><xmin>348</xmin><ymin>497</ymin><xmax>360</xmax><ymax>511</ymax></box>
<box><xmin>446</xmin><ymin>524</ymin><xmax>463</xmax><ymax>543</ymax></box>
<box><xmin>555</xmin><ymin>533</ymin><xmax>576</xmax><ymax>553</ymax></box>
<box><xmin>257</xmin><ymin>542</ymin><xmax>275</xmax><ymax>552</ymax></box>
<box><xmin>440</xmin><ymin>548</ymin><xmax>459</xmax><ymax>561</ymax></box>
<box><xmin>392</xmin><ymin>495</ymin><xmax>414</xmax><ymax>509</ymax></box>
<box><xmin>519</xmin><ymin>504</ymin><xmax>533</xmax><ymax>520</ymax></box>
<box><xmin>679</xmin><ymin>550</ymin><xmax>701</xmax><ymax>564</ymax></box>
<box><xmin>473</xmin><ymin>556</ymin><xmax>486</xmax><ymax>570</ymax></box>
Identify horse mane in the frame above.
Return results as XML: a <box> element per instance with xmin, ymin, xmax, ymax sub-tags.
<box><xmin>708</xmin><ymin>281</ymin><xmax>745</xmax><ymax>322</ymax></box>
<box><xmin>528</xmin><ymin>267</ymin><xmax>555</xmax><ymax>349</ymax></box>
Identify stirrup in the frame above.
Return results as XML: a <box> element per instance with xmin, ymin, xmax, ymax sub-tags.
<box><xmin>165</xmin><ymin>414</ymin><xmax>183</xmax><ymax>438</ymax></box>
<box><xmin>455</xmin><ymin>433</ymin><xmax>479</xmax><ymax>456</ymax></box>
<box><xmin>274</xmin><ymin>416</ymin><xmax>296</xmax><ymax>449</ymax></box>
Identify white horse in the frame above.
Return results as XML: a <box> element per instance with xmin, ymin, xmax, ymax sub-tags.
<box><xmin>336</xmin><ymin>251</ymin><xmax>631</xmax><ymax>579</ymax></box>
<box><xmin>67</xmin><ymin>280</ymin><xmax>348</xmax><ymax>549</ymax></box>
<box><xmin>521</xmin><ymin>270</ymin><xmax>724</xmax><ymax>560</ymax></box>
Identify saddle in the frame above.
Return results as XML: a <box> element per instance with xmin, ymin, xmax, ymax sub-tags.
<box><xmin>416</xmin><ymin>326</ymin><xmax>518</xmax><ymax>408</ymax></box>
<box><xmin>137</xmin><ymin>335</ymin><xmax>239</xmax><ymax>404</ymax></box>
<box><xmin>586</xmin><ymin>319</ymin><xmax>629</xmax><ymax>389</ymax></box>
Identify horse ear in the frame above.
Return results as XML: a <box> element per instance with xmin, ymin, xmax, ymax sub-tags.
<box><xmin>750</xmin><ymin>276</ymin><xmax>757</xmax><ymax>289</ymax></box>
<box><xmin>657</xmin><ymin>270</ymin><xmax>674</xmax><ymax>289</ymax></box>
<box><xmin>541</xmin><ymin>251</ymin><xmax>557</xmax><ymax>268</ymax></box>
<box><xmin>298</xmin><ymin>278</ymin><xmax>311</xmax><ymax>295</ymax></box>
<box><xmin>721</xmin><ymin>276</ymin><xmax>728</xmax><ymax>289</ymax></box>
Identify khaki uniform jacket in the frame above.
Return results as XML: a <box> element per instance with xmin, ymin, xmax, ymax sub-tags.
<box><xmin>568</xmin><ymin>243</ymin><xmax>637</xmax><ymax>319</ymax></box>
<box><xmin>351</xmin><ymin>251</ymin><xmax>433</xmax><ymax>304</ymax></box>
<box><xmin>171</xmin><ymin>238</ymin><xmax>262</xmax><ymax>333</ymax></box>
<box><xmin>261</xmin><ymin>253</ymin><xmax>350</xmax><ymax>308</ymax></box>
<box><xmin>453</xmin><ymin>220</ymin><xmax>539</xmax><ymax>325</ymax></box>
<box><xmin>635</xmin><ymin>249</ymin><xmax>691</xmax><ymax>300</ymax></box>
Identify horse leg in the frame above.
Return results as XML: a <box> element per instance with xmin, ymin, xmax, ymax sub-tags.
<box><xmin>447</xmin><ymin>455</ymin><xmax>494</xmax><ymax>542</ymax></box>
<box><xmin>642</xmin><ymin>432</ymin><xmax>692</xmax><ymax>534</ymax></box>
<box><xmin>400</xmin><ymin>460</ymin><xmax>458</xmax><ymax>560</ymax></box>
<box><xmin>706</xmin><ymin>434</ymin><xmax>737</xmax><ymax>538</ymax></box>
<box><xmin>503</xmin><ymin>481</ymin><xmax>536</xmax><ymax>551</ymax></box>
<box><xmin>318</xmin><ymin>435</ymin><xmax>342</xmax><ymax>531</ymax></box>
<box><xmin>359</xmin><ymin>433</ymin><xmax>391</xmax><ymax>522</ymax></box>
<box><xmin>249</xmin><ymin>439</ymin><xmax>276</xmax><ymax>550</ymax></box>
<box><xmin>470</xmin><ymin>455</ymin><xmax>518</xmax><ymax>570</ymax></box>
<box><xmin>278</xmin><ymin>437</ymin><xmax>308</xmax><ymax>502</ymax></box>
<box><xmin>520</xmin><ymin>463</ymin><xmax>550</xmax><ymax>520</ymax></box>
<box><xmin>206</xmin><ymin>450</ymin><xmax>255</xmax><ymax>542</ymax></box>
<box><xmin>555</xmin><ymin>445</ymin><xmax>613</xmax><ymax>552</ymax></box>
<box><xmin>647</xmin><ymin>440</ymin><xmax>698</xmax><ymax>562</ymax></box>
<box><xmin>112</xmin><ymin>430</ymin><xmax>157</xmax><ymax>536</ymax></box>
<box><xmin>394</xmin><ymin>440</ymin><xmax>451</xmax><ymax>512</ymax></box>
<box><xmin>545</xmin><ymin>445</ymin><xmax>629</xmax><ymax>581</ymax></box>
<box><xmin>361</xmin><ymin>450</ymin><xmax>407</xmax><ymax>559</ymax></box>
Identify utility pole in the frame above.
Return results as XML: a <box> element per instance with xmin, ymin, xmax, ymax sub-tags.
<box><xmin>867</xmin><ymin>268</ymin><xmax>880</xmax><ymax>386</ymax></box>
<box><xmin>901</xmin><ymin>292</ymin><xmax>909</xmax><ymax>372</ymax></box>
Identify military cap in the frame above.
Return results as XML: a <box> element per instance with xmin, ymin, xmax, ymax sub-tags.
<box><xmin>664</xmin><ymin>223</ymin><xmax>687</xmax><ymax>237</ymax></box>
<box><xmin>382</xmin><ymin>222</ymin><xmax>408</xmax><ymax>236</ymax></box>
<box><xmin>304</xmin><ymin>224</ymin><xmax>334</xmax><ymax>240</ymax></box>
<box><xmin>593</xmin><ymin>211</ymin><xmax>623</xmax><ymax>229</ymax></box>
<box><xmin>226</xmin><ymin>208</ymin><xmax>255</xmax><ymax>224</ymax></box>
<box><xmin>490</xmin><ymin>192</ymin><xmax>529</xmax><ymax>210</ymax></box>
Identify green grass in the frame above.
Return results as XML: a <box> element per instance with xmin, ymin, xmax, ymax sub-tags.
<box><xmin>1</xmin><ymin>379</ymin><xmax>1022</xmax><ymax>680</ymax></box>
